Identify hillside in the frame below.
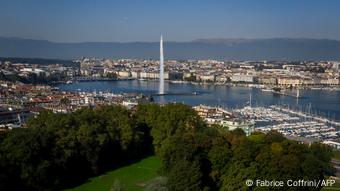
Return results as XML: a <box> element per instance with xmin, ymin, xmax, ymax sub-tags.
<box><xmin>1</xmin><ymin>37</ymin><xmax>340</xmax><ymax>60</ymax></box>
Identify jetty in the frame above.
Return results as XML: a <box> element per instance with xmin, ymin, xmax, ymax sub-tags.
<box><xmin>273</xmin><ymin>89</ymin><xmax>301</xmax><ymax>98</ymax></box>
<box><xmin>151</xmin><ymin>92</ymin><xmax>199</xmax><ymax>97</ymax></box>
<box><xmin>73</xmin><ymin>77</ymin><xmax>133</xmax><ymax>82</ymax></box>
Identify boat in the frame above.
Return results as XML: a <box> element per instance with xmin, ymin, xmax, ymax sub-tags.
<box><xmin>261</xmin><ymin>88</ymin><xmax>274</xmax><ymax>92</ymax></box>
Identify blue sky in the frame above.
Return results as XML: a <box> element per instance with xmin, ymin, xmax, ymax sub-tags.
<box><xmin>0</xmin><ymin>0</ymin><xmax>339</xmax><ymax>42</ymax></box>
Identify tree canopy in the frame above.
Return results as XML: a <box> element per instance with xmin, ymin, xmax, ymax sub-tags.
<box><xmin>0</xmin><ymin>103</ymin><xmax>335</xmax><ymax>191</ymax></box>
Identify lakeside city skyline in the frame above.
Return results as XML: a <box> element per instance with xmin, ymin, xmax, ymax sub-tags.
<box><xmin>1</xmin><ymin>1</ymin><xmax>340</xmax><ymax>191</ymax></box>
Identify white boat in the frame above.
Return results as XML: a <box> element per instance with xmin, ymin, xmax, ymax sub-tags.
<box><xmin>261</xmin><ymin>88</ymin><xmax>273</xmax><ymax>92</ymax></box>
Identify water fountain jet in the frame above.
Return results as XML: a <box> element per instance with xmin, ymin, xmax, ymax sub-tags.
<box><xmin>159</xmin><ymin>36</ymin><xmax>164</xmax><ymax>94</ymax></box>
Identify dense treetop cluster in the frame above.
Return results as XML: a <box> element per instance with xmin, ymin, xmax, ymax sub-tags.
<box><xmin>0</xmin><ymin>104</ymin><xmax>334</xmax><ymax>191</ymax></box>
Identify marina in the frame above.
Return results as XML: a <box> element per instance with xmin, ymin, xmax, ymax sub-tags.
<box><xmin>236</xmin><ymin>105</ymin><xmax>340</xmax><ymax>142</ymax></box>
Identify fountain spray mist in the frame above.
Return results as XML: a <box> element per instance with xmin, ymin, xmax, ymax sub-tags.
<box><xmin>159</xmin><ymin>35</ymin><xmax>164</xmax><ymax>94</ymax></box>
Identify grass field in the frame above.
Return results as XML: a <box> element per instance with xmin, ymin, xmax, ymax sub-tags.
<box><xmin>64</xmin><ymin>156</ymin><xmax>161</xmax><ymax>191</ymax></box>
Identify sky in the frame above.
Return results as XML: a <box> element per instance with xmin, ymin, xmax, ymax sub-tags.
<box><xmin>0</xmin><ymin>0</ymin><xmax>340</xmax><ymax>42</ymax></box>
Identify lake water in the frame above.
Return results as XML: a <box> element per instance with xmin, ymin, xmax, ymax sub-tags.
<box><xmin>58</xmin><ymin>80</ymin><xmax>340</xmax><ymax>120</ymax></box>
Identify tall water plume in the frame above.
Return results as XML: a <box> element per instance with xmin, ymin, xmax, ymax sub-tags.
<box><xmin>159</xmin><ymin>35</ymin><xmax>164</xmax><ymax>94</ymax></box>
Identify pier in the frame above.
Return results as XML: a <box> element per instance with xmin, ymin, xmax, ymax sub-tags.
<box><xmin>73</xmin><ymin>77</ymin><xmax>133</xmax><ymax>82</ymax></box>
<box><xmin>273</xmin><ymin>89</ymin><xmax>300</xmax><ymax>98</ymax></box>
<box><xmin>151</xmin><ymin>92</ymin><xmax>199</xmax><ymax>97</ymax></box>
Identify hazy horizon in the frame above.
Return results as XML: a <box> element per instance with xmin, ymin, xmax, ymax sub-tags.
<box><xmin>1</xmin><ymin>0</ymin><xmax>340</xmax><ymax>42</ymax></box>
<box><xmin>2</xmin><ymin>36</ymin><xmax>340</xmax><ymax>44</ymax></box>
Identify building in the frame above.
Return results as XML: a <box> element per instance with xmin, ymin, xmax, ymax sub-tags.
<box><xmin>220</xmin><ymin>119</ymin><xmax>255</xmax><ymax>136</ymax></box>
<box><xmin>231</xmin><ymin>74</ymin><xmax>255</xmax><ymax>83</ymax></box>
<box><xmin>117</xmin><ymin>71</ymin><xmax>131</xmax><ymax>78</ymax></box>
<box><xmin>140</xmin><ymin>71</ymin><xmax>169</xmax><ymax>79</ymax></box>
<box><xmin>322</xmin><ymin>78</ymin><xmax>339</xmax><ymax>86</ymax></box>
<box><xmin>131</xmin><ymin>71</ymin><xmax>140</xmax><ymax>78</ymax></box>
<box><xmin>277</xmin><ymin>77</ymin><xmax>302</xmax><ymax>87</ymax></box>
<box><xmin>193</xmin><ymin>105</ymin><xmax>254</xmax><ymax>136</ymax></box>
<box><xmin>258</xmin><ymin>75</ymin><xmax>277</xmax><ymax>85</ymax></box>
<box><xmin>122</xmin><ymin>100</ymin><xmax>138</xmax><ymax>109</ymax></box>
<box><xmin>0</xmin><ymin>108</ymin><xmax>33</xmax><ymax>129</ymax></box>
<box><xmin>196</xmin><ymin>74</ymin><xmax>216</xmax><ymax>82</ymax></box>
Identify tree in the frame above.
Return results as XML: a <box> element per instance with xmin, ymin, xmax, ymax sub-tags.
<box><xmin>0</xmin><ymin>104</ymin><xmax>335</xmax><ymax>191</ymax></box>
<box><xmin>0</xmin><ymin>105</ymin><xmax>154</xmax><ymax>190</ymax></box>
<box><xmin>60</xmin><ymin>97</ymin><xmax>71</xmax><ymax>105</ymax></box>
<box><xmin>208</xmin><ymin>137</ymin><xmax>232</xmax><ymax>184</ymax></box>
<box><xmin>167</xmin><ymin>159</ymin><xmax>203</xmax><ymax>191</ymax></box>
<box><xmin>148</xmin><ymin>103</ymin><xmax>205</xmax><ymax>154</ymax></box>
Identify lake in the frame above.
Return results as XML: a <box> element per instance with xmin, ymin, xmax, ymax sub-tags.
<box><xmin>58</xmin><ymin>80</ymin><xmax>340</xmax><ymax>120</ymax></box>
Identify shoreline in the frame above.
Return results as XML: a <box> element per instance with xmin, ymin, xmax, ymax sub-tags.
<box><xmin>56</xmin><ymin>78</ymin><xmax>340</xmax><ymax>91</ymax></box>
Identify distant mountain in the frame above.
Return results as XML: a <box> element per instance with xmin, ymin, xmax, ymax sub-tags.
<box><xmin>1</xmin><ymin>37</ymin><xmax>340</xmax><ymax>60</ymax></box>
<box><xmin>0</xmin><ymin>57</ymin><xmax>74</xmax><ymax>66</ymax></box>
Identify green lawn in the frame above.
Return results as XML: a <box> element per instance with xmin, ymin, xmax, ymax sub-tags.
<box><xmin>64</xmin><ymin>156</ymin><xmax>161</xmax><ymax>191</ymax></box>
